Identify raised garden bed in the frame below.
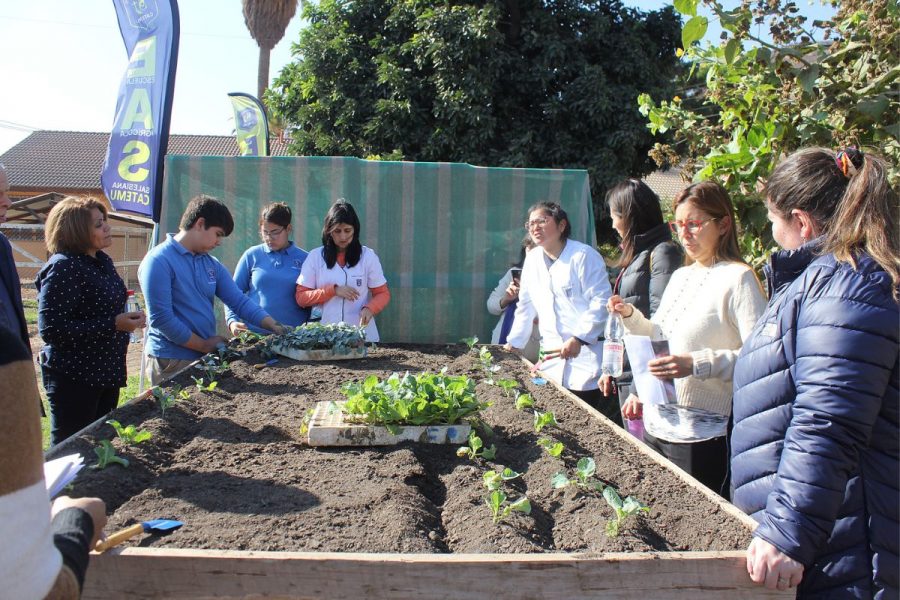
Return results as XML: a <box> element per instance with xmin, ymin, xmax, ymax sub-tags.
<box><xmin>48</xmin><ymin>343</ymin><xmax>776</xmax><ymax>599</ymax></box>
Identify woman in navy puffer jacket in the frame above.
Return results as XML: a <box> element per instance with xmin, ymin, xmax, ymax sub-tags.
<box><xmin>731</xmin><ymin>147</ymin><xmax>899</xmax><ymax>598</ymax></box>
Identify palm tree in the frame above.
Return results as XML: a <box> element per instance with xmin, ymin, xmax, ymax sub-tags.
<box><xmin>242</xmin><ymin>0</ymin><xmax>299</xmax><ymax>103</ymax></box>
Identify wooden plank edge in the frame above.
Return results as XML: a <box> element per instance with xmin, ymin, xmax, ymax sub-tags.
<box><xmin>512</xmin><ymin>351</ymin><xmax>759</xmax><ymax>532</ymax></box>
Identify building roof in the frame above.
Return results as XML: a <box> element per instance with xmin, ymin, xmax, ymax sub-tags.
<box><xmin>642</xmin><ymin>166</ymin><xmax>688</xmax><ymax>202</ymax></box>
<box><xmin>0</xmin><ymin>130</ymin><xmax>291</xmax><ymax>191</ymax></box>
<box><xmin>4</xmin><ymin>192</ymin><xmax>153</xmax><ymax>227</ymax></box>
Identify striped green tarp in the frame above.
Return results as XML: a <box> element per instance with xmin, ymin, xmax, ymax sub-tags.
<box><xmin>161</xmin><ymin>155</ymin><xmax>595</xmax><ymax>344</ymax></box>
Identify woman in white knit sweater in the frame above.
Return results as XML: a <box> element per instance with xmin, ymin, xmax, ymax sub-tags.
<box><xmin>606</xmin><ymin>181</ymin><xmax>766</xmax><ymax>496</ymax></box>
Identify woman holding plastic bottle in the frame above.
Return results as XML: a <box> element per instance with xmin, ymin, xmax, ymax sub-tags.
<box><xmin>504</xmin><ymin>201</ymin><xmax>619</xmax><ymax>425</ymax></box>
<box><xmin>36</xmin><ymin>197</ymin><xmax>145</xmax><ymax>446</ymax></box>
<box><xmin>295</xmin><ymin>200</ymin><xmax>390</xmax><ymax>341</ymax></box>
<box><xmin>606</xmin><ymin>181</ymin><xmax>765</xmax><ymax>496</ymax></box>
<box><xmin>597</xmin><ymin>179</ymin><xmax>683</xmax><ymax>432</ymax></box>
<box><xmin>730</xmin><ymin>147</ymin><xmax>898</xmax><ymax>597</ymax></box>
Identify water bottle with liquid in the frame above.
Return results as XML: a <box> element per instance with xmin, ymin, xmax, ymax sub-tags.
<box><xmin>601</xmin><ymin>311</ymin><xmax>624</xmax><ymax>377</ymax></box>
<box><xmin>125</xmin><ymin>290</ymin><xmax>143</xmax><ymax>344</ymax></box>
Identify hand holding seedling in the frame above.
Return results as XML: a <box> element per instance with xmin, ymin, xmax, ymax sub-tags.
<box><xmin>115</xmin><ymin>311</ymin><xmax>146</xmax><ymax>332</ymax></box>
<box><xmin>335</xmin><ymin>285</ymin><xmax>360</xmax><ymax>301</ymax></box>
<box><xmin>229</xmin><ymin>321</ymin><xmax>248</xmax><ymax>336</ymax></box>
<box><xmin>647</xmin><ymin>354</ymin><xmax>693</xmax><ymax>379</ymax></box>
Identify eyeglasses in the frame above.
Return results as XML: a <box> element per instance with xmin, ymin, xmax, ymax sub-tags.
<box><xmin>524</xmin><ymin>217</ymin><xmax>550</xmax><ymax>230</ymax></box>
<box><xmin>261</xmin><ymin>226</ymin><xmax>285</xmax><ymax>238</ymax></box>
<box><xmin>669</xmin><ymin>218</ymin><xmax>717</xmax><ymax>234</ymax></box>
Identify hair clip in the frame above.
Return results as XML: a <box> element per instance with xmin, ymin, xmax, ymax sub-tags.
<box><xmin>835</xmin><ymin>146</ymin><xmax>863</xmax><ymax>179</ymax></box>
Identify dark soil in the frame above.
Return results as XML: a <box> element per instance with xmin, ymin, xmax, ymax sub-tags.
<box><xmin>55</xmin><ymin>344</ymin><xmax>752</xmax><ymax>554</ymax></box>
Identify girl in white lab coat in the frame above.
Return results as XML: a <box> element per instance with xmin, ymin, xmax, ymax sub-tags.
<box><xmin>504</xmin><ymin>201</ymin><xmax>619</xmax><ymax>426</ymax></box>
<box><xmin>295</xmin><ymin>201</ymin><xmax>390</xmax><ymax>342</ymax></box>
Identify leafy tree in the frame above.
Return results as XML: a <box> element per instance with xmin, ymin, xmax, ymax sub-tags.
<box><xmin>266</xmin><ymin>0</ymin><xmax>682</xmax><ymax>239</ymax></box>
<box><xmin>638</xmin><ymin>0</ymin><xmax>899</xmax><ymax>268</ymax></box>
<box><xmin>243</xmin><ymin>0</ymin><xmax>300</xmax><ymax>101</ymax></box>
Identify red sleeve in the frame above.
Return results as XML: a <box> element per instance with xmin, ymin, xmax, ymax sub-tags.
<box><xmin>364</xmin><ymin>284</ymin><xmax>391</xmax><ymax>315</ymax></box>
<box><xmin>295</xmin><ymin>284</ymin><xmax>336</xmax><ymax>307</ymax></box>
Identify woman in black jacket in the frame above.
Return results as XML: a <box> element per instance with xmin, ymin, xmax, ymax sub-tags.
<box><xmin>598</xmin><ymin>179</ymin><xmax>683</xmax><ymax>423</ymax></box>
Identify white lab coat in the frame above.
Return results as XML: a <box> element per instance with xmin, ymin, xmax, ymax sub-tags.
<box><xmin>297</xmin><ymin>246</ymin><xmax>387</xmax><ymax>341</ymax></box>
<box><xmin>506</xmin><ymin>239</ymin><xmax>611</xmax><ymax>390</ymax></box>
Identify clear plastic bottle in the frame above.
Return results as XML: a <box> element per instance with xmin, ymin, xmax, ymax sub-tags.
<box><xmin>601</xmin><ymin>311</ymin><xmax>624</xmax><ymax>378</ymax></box>
<box><xmin>125</xmin><ymin>290</ymin><xmax>143</xmax><ymax>344</ymax></box>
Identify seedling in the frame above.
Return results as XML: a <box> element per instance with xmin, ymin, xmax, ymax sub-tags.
<box><xmin>456</xmin><ymin>430</ymin><xmax>497</xmax><ymax>460</ymax></box>
<box><xmin>299</xmin><ymin>407</ymin><xmax>316</xmax><ymax>437</ymax></box>
<box><xmin>106</xmin><ymin>419</ymin><xmax>152</xmax><ymax>445</ymax></box>
<box><xmin>460</xmin><ymin>336</ymin><xmax>478</xmax><ymax>352</ymax></box>
<box><xmin>195</xmin><ymin>354</ymin><xmax>229</xmax><ymax>381</ymax></box>
<box><xmin>533</xmin><ymin>409</ymin><xmax>559</xmax><ymax>433</ymax></box>
<box><xmin>192</xmin><ymin>376</ymin><xmax>218</xmax><ymax>393</ymax></box>
<box><xmin>237</xmin><ymin>330</ymin><xmax>264</xmax><ymax>345</ymax></box>
<box><xmin>274</xmin><ymin>322</ymin><xmax>366</xmax><ymax>355</ymax></box>
<box><xmin>514</xmin><ymin>392</ymin><xmax>534</xmax><ymax>411</ymax></box>
<box><xmin>603</xmin><ymin>486</ymin><xmax>650</xmax><ymax>537</ymax></box>
<box><xmin>537</xmin><ymin>438</ymin><xmax>564</xmax><ymax>457</ymax></box>
<box><xmin>496</xmin><ymin>379</ymin><xmax>518</xmax><ymax>398</ymax></box>
<box><xmin>482</xmin><ymin>467</ymin><xmax>521</xmax><ymax>491</ymax></box>
<box><xmin>477</xmin><ymin>346</ymin><xmax>502</xmax><ymax>384</ymax></box>
<box><xmin>92</xmin><ymin>440</ymin><xmax>129</xmax><ymax>469</ymax></box>
<box><xmin>151</xmin><ymin>385</ymin><xmax>188</xmax><ymax>417</ymax></box>
<box><xmin>551</xmin><ymin>457</ymin><xmax>605</xmax><ymax>492</ymax></box>
<box><xmin>485</xmin><ymin>489</ymin><xmax>531</xmax><ymax>524</ymax></box>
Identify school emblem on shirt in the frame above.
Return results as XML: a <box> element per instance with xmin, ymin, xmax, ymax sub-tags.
<box><xmin>207</xmin><ymin>267</ymin><xmax>217</xmax><ymax>283</ymax></box>
<box><xmin>293</xmin><ymin>259</ymin><xmax>303</xmax><ymax>269</ymax></box>
<box><xmin>356</xmin><ymin>277</ymin><xmax>363</xmax><ymax>287</ymax></box>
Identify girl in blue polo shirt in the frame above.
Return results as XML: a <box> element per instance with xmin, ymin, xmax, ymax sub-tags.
<box><xmin>226</xmin><ymin>203</ymin><xmax>310</xmax><ymax>335</ymax></box>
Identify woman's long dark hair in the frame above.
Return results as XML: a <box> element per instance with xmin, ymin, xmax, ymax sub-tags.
<box><xmin>606</xmin><ymin>179</ymin><xmax>666</xmax><ymax>267</ymax></box>
<box><xmin>321</xmin><ymin>200</ymin><xmax>362</xmax><ymax>268</ymax></box>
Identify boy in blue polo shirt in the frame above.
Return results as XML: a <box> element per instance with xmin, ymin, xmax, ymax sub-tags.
<box><xmin>138</xmin><ymin>195</ymin><xmax>285</xmax><ymax>384</ymax></box>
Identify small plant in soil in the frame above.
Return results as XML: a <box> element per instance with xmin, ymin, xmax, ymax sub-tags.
<box><xmin>341</xmin><ymin>370</ymin><xmax>488</xmax><ymax>433</ymax></box>
<box><xmin>514</xmin><ymin>392</ymin><xmax>534</xmax><ymax>411</ymax></box>
<box><xmin>603</xmin><ymin>486</ymin><xmax>650</xmax><ymax>537</ymax></box>
<box><xmin>533</xmin><ymin>409</ymin><xmax>559</xmax><ymax>433</ymax></box>
<box><xmin>551</xmin><ymin>457</ymin><xmax>605</xmax><ymax>492</ymax></box>
<box><xmin>485</xmin><ymin>489</ymin><xmax>531</xmax><ymax>524</ymax></box>
<box><xmin>482</xmin><ymin>467</ymin><xmax>521</xmax><ymax>491</ymax></box>
<box><xmin>496</xmin><ymin>379</ymin><xmax>518</xmax><ymax>397</ymax></box>
<box><xmin>106</xmin><ymin>419</ymin><xmax>151</xmax><ymax>445</ymax></box>
<box><xmin>237</xmin><ymin>330</ymin><xmax>265</xmax><ymax>345</ymax></box>
<box><xmin>456</xmin><ymin>430</ymin><xmax>497</xmax><ymax>460</ymax></box>
<box><xmin>477</xmin><ymin>346</ymin><xmax>502</xmax><ymax>384</ymax></box>
<box><xmin>191</xmin><ymin>376</ymin><xmax>219</xmax><ymax>393</ymax></box>
<box><xmin>196</xmin><ymin>354</ymin><xmax>229</xmax><ymax>381</ymax></box>
<box><xmin>537</xmin><ymin>438</ymin><xmax>564</xmax><ymax>457</ymax></box>
<box><xmin>460</xmin><ymin>336</ymin><xmax>478</xmax><ymax>352</ymax></box>
<box><xmin>92</xmin><ymin>440</ymin><xmax>129</xmax><ymax>469</ymax></box>
<box><xmin>152</xmin><ymin>385</ymin><xmax>188</xmax><ymax>417</ymax></box>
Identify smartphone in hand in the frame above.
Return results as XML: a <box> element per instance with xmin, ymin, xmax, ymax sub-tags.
<box><xmin>510</xmin><ymin>267</ymin><xmax>522</xmax><ymax>284</ymax></box>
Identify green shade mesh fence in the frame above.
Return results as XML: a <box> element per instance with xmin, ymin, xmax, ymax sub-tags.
<box><xmin>161</xmin><ymin>156</ymin><xmax>595</xmax><ymax>343</ymax></box>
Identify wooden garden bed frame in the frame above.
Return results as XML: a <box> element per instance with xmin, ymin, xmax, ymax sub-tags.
<box><xmin>50</xmin><ymin>350</ymin><xmax>779</xmax><ymax>599</ymax></box>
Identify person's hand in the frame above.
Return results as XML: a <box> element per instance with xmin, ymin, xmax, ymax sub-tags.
<box><xmin>648</xmin><ymin>354</ymin><xmax>693</xmax><ymax>379</ymax></box>
<box><xmin>503</xmin><ymin>343</ymin><xmax>521</xmax><ymax>355</ymax></box>
<box><xmin>114</xmin><ymin>312</ymin><xmax>145</xmax><ymax>332</ymax></box>
<box><xmin>606</xmin><ymin>294</ymin><xmax>634</xmax><ymax>318</ymax></box>
<box><xmin>202</xmin><ymin>335</ymin><xmax>228</xmax><ymax>353</ymax></box>
<box><xmin>229</xmin><ymin>321</ymin><xmax>248</xmax><ymax>337</ymax></box>
<box><xmin>335</xmin><ymin>285</ymin><xmax>360</xmax><ymax>301</ymax></box>
<box><xmin>747</xmin><ymin>537</ymin><xmax>804</xmax><ymax>591</ymax></box>
<box><xmin>51</xmin><ymin>496</ymin><xmax>107</xmax><ymax>549</ymax></box>
<box><xmin>559</xmin><ymin>337</ymin><xmax>583</xmax><ymax>360</ymax></box>
<box><xmin>359</xmin><ymin>307</ymin><xmax>374</xmax><ymax>327</ymax></box>
<box><xmin>500</xmin><ymin>281</ymin><xmax>520</xmax><ymax>308</ymax></box>
<box><xmin>621</xmin><ymin>394</ymin><xmax>642</xmax><ymax>420</ymax></box>
<box><xmin>598</xmin><ymin>373</ymin><xmax>614</xmax><ymax>396</ymax></box>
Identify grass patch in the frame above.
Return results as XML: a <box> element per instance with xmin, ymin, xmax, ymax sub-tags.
<box><xmin>41</xmin><ymin>374</ymin><xmax>142</xmax><ymax>451</ymax></box>
<box><xmin>23</xmin><ymin>298</ymin><xmax>38</xmax><ymax>325</ymax></box>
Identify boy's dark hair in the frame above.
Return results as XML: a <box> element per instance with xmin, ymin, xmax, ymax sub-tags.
<box><xmin>179</xmin><ymin>194</ymin><xmax>234</xmax><ymax>235</ymax></box>
<box><xmin>321</xmin><ymin>200</ymin><xmax>363</xmax><ymax>268</ymax></box>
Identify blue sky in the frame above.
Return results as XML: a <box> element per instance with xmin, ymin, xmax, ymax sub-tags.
<box><xmin>0</xmin><ymin>1</ymin><xmax>834</xmax><ymax>155</ymax></box>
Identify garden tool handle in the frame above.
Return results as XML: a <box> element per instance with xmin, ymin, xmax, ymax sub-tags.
<box><xmin>95</xmin><ymin>523</ymin><xmax>145</xmax><ymax>552</ymax></box>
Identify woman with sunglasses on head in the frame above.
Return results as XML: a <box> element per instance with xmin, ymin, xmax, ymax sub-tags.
<box><xmin>504</xmin><ymin>201</ymin><xmax>618</xmax><ymax>425</ymax></box>
<box><xmin>730</xmin><ymin>148</ymin><xmax>898</xmax><ymax>597</ymax></box>
<box><xmin>606</xmin><ymin>181</ymin><xmax>766</xmax><ymax>496</ymax></box>
<box><xmin>226</xmin><ymin>203</ymin><xmax>310</xmax><ymax>336</ymax></box>
<box><xmin>295</xmin><ymin>200</ymin><xmax>390</xmax><ymax>341</ymax></box>
<box><xmin>598</xmin><ymin>179</ymin><xmax>683</xmax><ymax>424</ymax></box>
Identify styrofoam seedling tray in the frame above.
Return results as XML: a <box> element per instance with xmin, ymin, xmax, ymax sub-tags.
<box><xmin>270</xmin><ymin>344</ymin><xmax>367</xmax><ymax>362</ymax></box>
<box><xmin>306</xmin><ymin>401</ymin><xmax>471</xmax><ymax>447</ymax></box>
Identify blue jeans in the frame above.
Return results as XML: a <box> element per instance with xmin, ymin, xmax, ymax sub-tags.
<box><xmin>42</xmin><ymin>366</ymin><xmax>119</xmax><ymax>447</ymax></box>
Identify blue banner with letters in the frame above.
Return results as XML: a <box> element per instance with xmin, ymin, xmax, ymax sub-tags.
<box><xmin>228</xmin><ymin>92</ymin><xmax>269</xmax><ymax>156</ymax></box>
<box><xmin>101</xmin><ymin>0</ymin><xmax>180</xmax><ymax>222</ymax></box>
